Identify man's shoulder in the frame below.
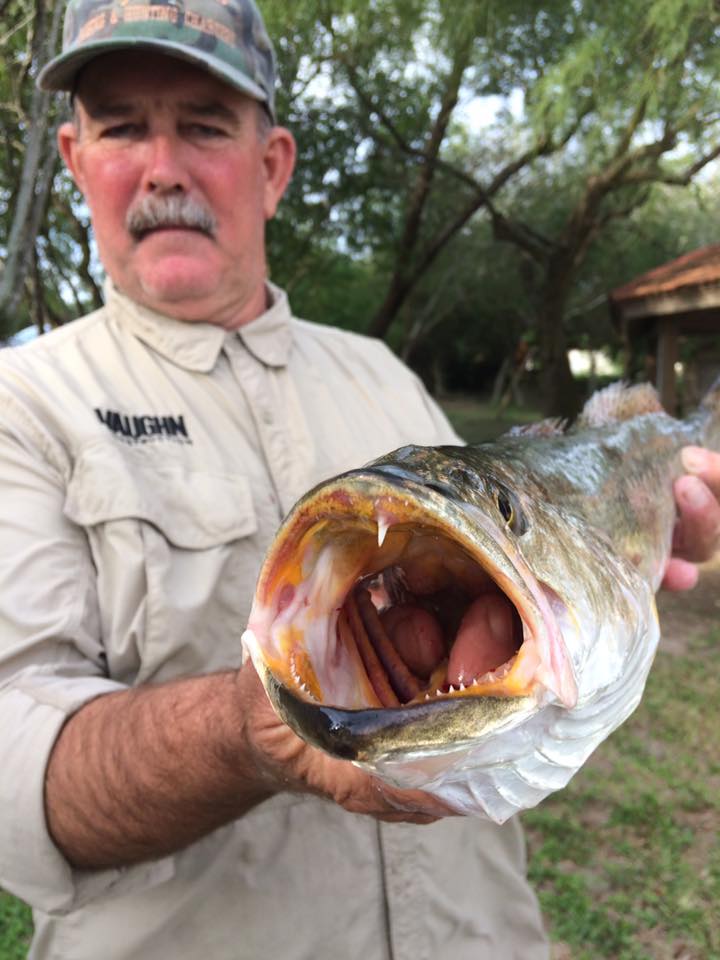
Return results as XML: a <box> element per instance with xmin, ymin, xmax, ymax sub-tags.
<box><xmin>0</xmin><ymin>306</ymin><xmax>108</xmax><ymax>372</ymax></box>
<box><xmin>292</xmin><ymin>316</ymin><xmax>411</xmax><ymax>375</ymax></box>
<box><xmin>290</xmin><ymin>314</ymin><xmax>461</xmax><ymax>446</ymax></box>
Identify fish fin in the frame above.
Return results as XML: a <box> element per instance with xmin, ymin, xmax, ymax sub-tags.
<box><xmin>577</xmin><ymin>381</ymin><xmax>664</xmax><ymax>428</ymax></box>
<box><xmin>700</xmin><ymin>375</ymin><xmax>720</xmax><ymax>418</ymax></box>
<box><xmin>696</xmin><ymin>375</ymin><xmax>720</xmax><ymax>450</ymax></box>
<box><xmin>505</xmin><ymin>418</ymin><xmax>567</xmax><ymax>438</ymax></box>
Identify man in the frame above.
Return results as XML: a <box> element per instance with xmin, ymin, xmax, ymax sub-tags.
<box><xmin>0</xmin><ymin>2</ymin><xmax>717</xmax><ymax>958</ymax></box>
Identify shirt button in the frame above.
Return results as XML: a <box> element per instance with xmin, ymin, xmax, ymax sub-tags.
<box><xmin>260</xmin><ymin>408</ymin><xmax>273</xmax><ymax>425</ymax></box>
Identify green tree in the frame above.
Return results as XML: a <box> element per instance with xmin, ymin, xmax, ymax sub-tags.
<box><xmin>6</xmin><ymin>0</ymin><xmax>720</xmax><ymax>418</ymax></box>
<box><xmin>263</xmin><ymin>0</ymin><xmax>720</xmax><ymax>414</ymax></box>
<box><xmin>0</xmin><ymin>0</ymin><xmax>102</xmax><ymax>342</ymax></box>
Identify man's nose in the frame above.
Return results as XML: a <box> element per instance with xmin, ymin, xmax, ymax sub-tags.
<box><xmin>143</xmin><ymin>134</ymin><xmax>190</xmax><ymax>193</ymax></box>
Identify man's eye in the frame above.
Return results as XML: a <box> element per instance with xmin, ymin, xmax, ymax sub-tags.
<box><xmin>186</xmin><ymin>124</ymin><xmax>227</xmax><ymax>139</ymax></box>
<box><xmin>101</xmin><ymin>124</ymin><xmax>141</xmax><ymax>138</ymax></box>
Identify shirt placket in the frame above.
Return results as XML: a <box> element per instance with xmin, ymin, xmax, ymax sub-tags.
<box><xmin>224</xmin><ymin>339</ymin><xmax>311</xmax><ymax>516</ymax></box>
<box><xmin>379</xmin><ymin>823</ymin><xmax>430</xmax><ymax>960</ymax></box>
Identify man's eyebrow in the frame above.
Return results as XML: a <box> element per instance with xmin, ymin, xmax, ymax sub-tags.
<box><xmin>81</xmin><ymin>101</ymin><xmax>137</xmax><ymax>120</ymax></box>
<box><xmin>79</xmin><ymin>100</ymin><xmax>242</xmax><ymax>125</ymax></box>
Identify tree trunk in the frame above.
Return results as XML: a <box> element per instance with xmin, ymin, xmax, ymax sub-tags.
<box><xmin>0</xmin><ymin>0</ymin><xmax>64</xmax><ymax>328</ymax></box>
<box><xmin>364</xmin><ymin>32</ymin><xmax>473</xmax><ymax>341</ymax></box>
<box><xmin>536</xmin><ymin>263</ymin><xmax>582</xmax><ymax>418</ymax></box>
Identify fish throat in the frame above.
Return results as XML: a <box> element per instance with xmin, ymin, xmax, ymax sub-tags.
<box><xmin>251</xmin><ymin>474</ymin><xmax>553</xmax><ymax>716</ymax></box>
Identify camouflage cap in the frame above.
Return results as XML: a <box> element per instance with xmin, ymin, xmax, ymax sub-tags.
<box><xmin>38</xmin><ymin>0</ymin><xmax>277</xmax><ymax>121</ymax></box>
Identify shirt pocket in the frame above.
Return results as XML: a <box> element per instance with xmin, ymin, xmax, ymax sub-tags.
<box><xmin>64</xmin><ymin>442</ymin><xmax>257</xmax><ymax>547</ymax></box>
<box><xmin>64</xmin><ymin>442</ymin><xmax>259</xmax><ymax>683</ymax></box>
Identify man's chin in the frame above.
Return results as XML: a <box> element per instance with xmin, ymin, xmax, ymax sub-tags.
<box><xmin>133</xmin><ymin>270</ymin><xmax>223</xmax><ymax>319</ymax></box>
<box><xmin>133</xmin><ymin>252</ymin><xmax>220</xmax><ymax>301</ymax></box>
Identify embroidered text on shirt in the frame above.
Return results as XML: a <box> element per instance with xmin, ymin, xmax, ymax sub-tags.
<box><xmin>94</xmin><ymin>409</ymin><xmax>191</xmax><ymax>444</ymax></box>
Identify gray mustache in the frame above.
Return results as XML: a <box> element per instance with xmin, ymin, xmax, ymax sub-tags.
<box><xmin>126</xmin><ymin>195</ymin><xmax>217</xmax><ymax>239</ymax></box>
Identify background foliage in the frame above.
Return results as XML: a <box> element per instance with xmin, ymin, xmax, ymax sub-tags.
<box><xmin>2</xmin><ymin>0</ymin><xmax>720</xmax><ymax>411</ymax></box>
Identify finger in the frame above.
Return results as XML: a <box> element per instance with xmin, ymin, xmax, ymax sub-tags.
<box><xmin>660</xmin><ymin>557</ymin><xmax>699</xmax><ymax>592</ymax></box>
<box><xmin>673</xmin><ymin>474</ymin><xmax>720</xmax><ymax>562</ymax></box>
<box><xmin>681</xmin><ymin>446</ymin><xmax>720</xmax><ymax>498</ymax></box>
<box><xmin>377</xmin><ymin>784</ymin><xmax>458</xmax><ymax>819</ymax></box>
<box><xmin>331</xmin><ymin>764</ymin><xmax>456</xmax><ymax>820</ymax></box>
<box><xmin>374</xmin><ymin>813</ymin><xmax>440</xmax><ymax>825</ymax></box>
<box><xmin>300</xmin><ymin>747</ymin><xmax>454</xmax><ymax>821</ymax></box>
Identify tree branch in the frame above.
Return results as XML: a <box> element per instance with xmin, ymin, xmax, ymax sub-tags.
<box><xmin>623</xmin><ymin>141</ymin><xmax>720</xmax><ymax>186</ymax></box>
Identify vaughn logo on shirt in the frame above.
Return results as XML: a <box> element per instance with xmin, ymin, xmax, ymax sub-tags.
<box><xmin>95</xmin><ymin>408</ymin><xmax>192</xmax><ymax>445</ymax></box>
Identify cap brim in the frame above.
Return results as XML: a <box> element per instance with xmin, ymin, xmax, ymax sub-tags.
<box><xmin>38</xmin><ymin>37</ymin><xmax>271</xmax><ymax>114</ymax></box>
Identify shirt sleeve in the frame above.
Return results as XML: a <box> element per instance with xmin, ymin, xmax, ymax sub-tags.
<box><xmin>0</xmin><ymin>398</ymin><xmax>170</xmax><ymax>914</ymax></box>
<box><xmin>371</xmin><ymin>337</ymin><xmax>465</xmax><ymax>446</ymax></box>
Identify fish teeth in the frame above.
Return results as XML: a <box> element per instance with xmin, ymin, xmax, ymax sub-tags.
<box><xmin>459</xmin><ymin>682</ymin><xmax>466</xmax><ymax>691</ymax></box>
<box><xmin>376</xmin><ymin>514</ymin><xmax>391</xmax><ymax>547</ymax></box>
<box><xmin>448</xmin><ymin>684</ymin><xmax>456</xmax><ymax>693</ymax></box>
<box><xmin>467</xmin><ymin>656</ymin><xmax>518</xmax><ymax>688</ymax></box>
<box><xmin>289</xmin><ymin>652</ymin><xmax>317</xmax><ymax>701</ymax></box>
<box><xmin>291</xmin><ymin>666</ymin><xmax>301</xmax><ymax>684</ymax></box>
<box><xmin>298</xmin><ymin>680</ymin><xmax>317</xmax><ymax>702</ymax></box>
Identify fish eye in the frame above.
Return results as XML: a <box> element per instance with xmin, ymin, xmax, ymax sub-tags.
<box><xmin>497</xmin><ymin>492</ymin><xmax>513</xmax><ymax>524</ymax></box>
<box><xmin>495</xmin><ymin>487</ymin><xmax>527</xmax><ymax>536</ymax></box>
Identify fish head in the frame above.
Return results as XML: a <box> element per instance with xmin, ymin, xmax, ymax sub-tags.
<box><xmin>242</xmin><ymin>443</ymin><xmax>658</xmax><ymax>820</ymax></box>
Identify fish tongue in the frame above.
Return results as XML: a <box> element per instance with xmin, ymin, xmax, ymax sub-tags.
<box><xmin>446</xmin><ymin>594</ymin><xmax>519</xmax><ymax>686</ymax></box>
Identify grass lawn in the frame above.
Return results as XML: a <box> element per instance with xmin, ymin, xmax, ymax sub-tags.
<box><xmin>1</xmin><ymin>397</ymin><xmax>717</xmax><ymax>958</ymax></box>
<box><xmin>0</xmin><ymin>890</ymin><xmax>32</xmax><ymax>959</ymax></box>
<box><xmin>524</xmin><ymin>624</ymin><xmax>720</xmax><ymax>960</ymax></box>
<box><xmin>441</xmin><ymin>394</ymin><xmax>541</xmax><ymax>442</ymax></box>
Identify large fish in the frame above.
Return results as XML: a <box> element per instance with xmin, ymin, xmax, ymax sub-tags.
<box><xmin>242</xmin><ymin>382</ymin><xmax>720</xmax><ymax>821</ymax></box>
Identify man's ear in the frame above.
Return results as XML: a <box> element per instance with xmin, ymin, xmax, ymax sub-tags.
<box><xmin>57</xmin><ymin>120</ymin><xmax>86</xmax><ymax>192</ymax></box>
<box><xmin>262</xmin><ymin>126</ymin><xmax>296</xmax><ymax>220</ymax></box>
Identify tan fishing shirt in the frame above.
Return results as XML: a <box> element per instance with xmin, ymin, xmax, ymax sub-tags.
<box><xmin>0</xmin><ymin>282</ymin><xmax>549</xmax><ymax>960</ymax></box>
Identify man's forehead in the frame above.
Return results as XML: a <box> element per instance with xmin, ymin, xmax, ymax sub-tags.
<box><xmin>76</xmin><ymin>50</ymin><xmax>248</xmax><ymax>112</ymax></box>
<box><xmin>80</xmin><ymin>94</ymin><xmax>244</xmax><ymax>123</ymax></box>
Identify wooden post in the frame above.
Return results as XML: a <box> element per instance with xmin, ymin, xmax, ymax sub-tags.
<box><xmin>656</xmin><ymin>317</ymin><xmax>678</xmax><ymax>413</ymax></box>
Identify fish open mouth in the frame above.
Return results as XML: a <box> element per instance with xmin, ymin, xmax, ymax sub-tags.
<box><xmin>244</xmin><ymin>468</ymin><xmax>576</xmax><ymax>733</ymax></box>
<box><xmin>284</xmin><ymin>525</ymin><xmax>528</xmax><ymax>708</ymax></box>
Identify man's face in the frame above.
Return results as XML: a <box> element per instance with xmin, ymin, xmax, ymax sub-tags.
<box><xmin>59</xmin><ymin>52</ymin><xmax>295</xmax><ymax>327</ymax></box>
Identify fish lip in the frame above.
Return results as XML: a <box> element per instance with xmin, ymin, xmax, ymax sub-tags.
<box><xmin>265</xmin><ymin>665</ymin><xmax>539</xmax><ymax>763</ymax></box>
<box><xmin>245</xmin><ymin>463</ymin><xmax>575</xmax><ymax>727</ymax></box>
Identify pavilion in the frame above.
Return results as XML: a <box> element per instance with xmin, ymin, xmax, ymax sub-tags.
<box><xmin>609</xmin><ymin>244</ymin><xmax>720</xmax><ymax>413</ymax></box>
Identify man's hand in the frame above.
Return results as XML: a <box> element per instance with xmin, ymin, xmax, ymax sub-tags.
<box><xmin>237</xmin><ymin>663</ymin><xmax>454</xmax><ymax>824</ymax></box>
<box><xmin>663</xmin><ymin>446</ymin><xmax>720</xmax><ymax>591</ymax></box>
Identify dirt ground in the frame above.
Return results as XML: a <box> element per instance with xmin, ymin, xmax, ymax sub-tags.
<box><xmin>656</xmin><ymin>555</ymin><xmax>720</xmax><ymax>652</ymax></box>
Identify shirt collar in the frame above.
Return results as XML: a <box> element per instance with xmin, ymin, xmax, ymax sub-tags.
<box><xmin>105</xmin><ymin>280</ymin><xmax>294</xmax><ymax>372</ymax></box>
<box><xmin>235</xmin><ymin>282</ymin><xmax>293</xmax><ymax>368</ymax></box>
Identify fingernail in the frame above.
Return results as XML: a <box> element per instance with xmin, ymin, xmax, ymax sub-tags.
<box><xmin>679</xmin><ymin>475</ymin><xmax>710</xmax><ymax>510</ymax></box>
<box><xmin>681</xmin><ymin>447</ymin><xmax>708</xmax><ymax>474</ymax></box>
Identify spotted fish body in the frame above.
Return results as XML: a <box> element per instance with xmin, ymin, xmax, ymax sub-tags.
<box><xmin>242</xmin><ymin>382</ymin><xmax>720</xmax><ymax>821</ymax></box>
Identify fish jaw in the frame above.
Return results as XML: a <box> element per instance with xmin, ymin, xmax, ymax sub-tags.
<box><xmin>260</xmin><ymin>665</ymin><xmax>538</xmax><ymax>763</ymax></box>
<box><xmin>242</xmin><ymin>466</ymin><xmax>578</xmax><ymax>760</ymax></box>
